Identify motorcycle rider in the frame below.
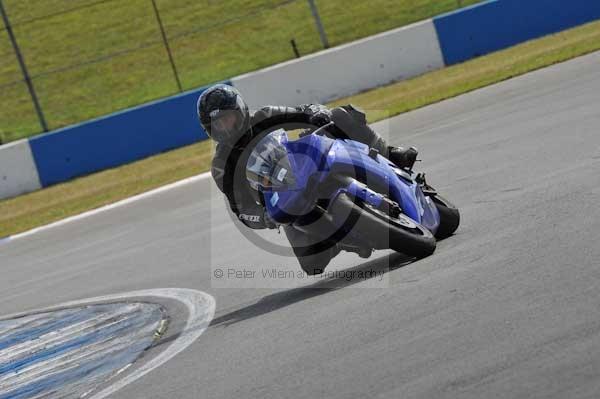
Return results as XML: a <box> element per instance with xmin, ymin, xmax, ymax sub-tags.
<box><xmin>197</xmin><ymin>84</ymin><xmax>418</xmax><ymax>275</ymax></box>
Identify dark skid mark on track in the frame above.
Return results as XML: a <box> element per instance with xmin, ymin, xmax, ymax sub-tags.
<box><xmin>0</xmin><ymin>302</ymin><xmax>165</xmax><ymax>399</ymax></box>
<box><xmin>210</xmin><ymin>253</ymin><xmax>415</xmax><ymax>328</ymax></box>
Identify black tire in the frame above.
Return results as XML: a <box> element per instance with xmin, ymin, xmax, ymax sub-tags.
<box><xmin>431</xmin><ymin>194</ymin><xmax>460</xmax><ymax>239</ymax></box>
<box><xmin>329</xmin><ymin>193</ymin><xmax>436</xmax><ymax>258</ymax></box>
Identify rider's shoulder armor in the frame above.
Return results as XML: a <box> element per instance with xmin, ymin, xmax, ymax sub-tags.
<box><xmin>251</xmin><ymin>106</ymin><xmax>299</xmax><ymax>126</ymax></box>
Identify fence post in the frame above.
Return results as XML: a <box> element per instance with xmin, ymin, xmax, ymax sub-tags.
<box><xmin>151</xmin><ymin>0</ymin><xmax>183</xmax><ymax>92</ymax></box>
<box><xmin>290</xmin><ymin>39</ymin><xmax>300</xmax><ymax>58</ymax></box>
<box><xmin>0</xmin><ymin>0</ymin><xmax>48</xmax><ymax>132</ymax></box>
<box><xmin>307</xmin><ymin>0</ymin><xmax>329</xmax><ymax>49</ymax></box>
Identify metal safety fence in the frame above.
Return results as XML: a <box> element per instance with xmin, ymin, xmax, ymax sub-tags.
<box><xmin>0</xmin><ymin>0</ymin><xmax>471</xmax><ymax>142</ymax></box>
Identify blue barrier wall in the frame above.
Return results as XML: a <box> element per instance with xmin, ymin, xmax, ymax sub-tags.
<box><xmin>434</xmin><ymin>0</ymin><xmax>600</xmax><ymax>66</ymax></box>
<box><xmin>21</xmin><ymin>0</ymin><xmax>600</xmax><ymax>191</ymax></box>
<box><xmin>28</xmin><ymin>84</ymin><xmax>224</xmax><ymax>187</ymax></box>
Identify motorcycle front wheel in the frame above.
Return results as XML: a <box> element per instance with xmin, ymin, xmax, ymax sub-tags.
<box><xmin>329</xmin><ymin>193</ymin><xmax>436</xmax><ymax>258</ymax></box>
<box><xmin>430</xmin><ymin>194</ymin><xmax>460</xmax><ymax>239</ymax></box>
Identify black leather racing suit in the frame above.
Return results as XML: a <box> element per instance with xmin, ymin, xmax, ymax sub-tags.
<box><xmin>211</xmin><ymin>104</ymin><xmax>391</xmax><ymax>271</ymax></box>
<box><xmin>211</xmin><ymin>104</ymin><xmax>390</xmax><ymax>228</ymax></box>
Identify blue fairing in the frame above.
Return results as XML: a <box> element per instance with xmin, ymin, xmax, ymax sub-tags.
<box><xmin>254</xmin><ymin>130</ymin><xmax>440</xmax><ymax>233</ymax></box>
<box><xmin>262</xmin><ymin>133</ymin><xmax>334</xmax><ymax>222</ymax></box>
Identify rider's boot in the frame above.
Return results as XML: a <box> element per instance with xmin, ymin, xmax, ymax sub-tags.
<box><xmin>388</xmin><ymin>146</ymin><xmax>419</xmax><ymax>170</ymax></box>
<box><xmin>297</xmin><ymin>243</ymin><xmax>340</xmax><ymax>275</ymax></box>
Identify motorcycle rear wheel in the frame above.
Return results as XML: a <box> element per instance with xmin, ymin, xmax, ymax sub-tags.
<box><xmin>430</xmin><ymin>194</ymin><xmax>460</xmax><ymax>239</ymax></box>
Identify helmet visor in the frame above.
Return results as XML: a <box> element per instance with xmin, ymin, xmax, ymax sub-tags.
<box><xmin>210</xmin><ymin>110</ymin><xmax>243</xmax><ymax>142</ymax></box>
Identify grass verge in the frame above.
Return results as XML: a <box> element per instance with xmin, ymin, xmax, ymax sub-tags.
<box><xmin>0</xmin><ymin>0</ymin><xmax>478</xmax><ymax>141</ymax></box>
<box><xmin>1</xmin><ymin>19</ymin><xmax>600</xmax><ymax>238</ymax></box>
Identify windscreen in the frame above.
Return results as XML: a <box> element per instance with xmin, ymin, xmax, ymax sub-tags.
<box><xmin>246</xmin><ymin>130</ymin><xmax>296</xmax><ymax>191</ymax></box>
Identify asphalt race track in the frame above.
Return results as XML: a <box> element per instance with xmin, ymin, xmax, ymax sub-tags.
<box><xmin>1</xmin><ymin>51</ymin><xmax>600</xmax><ymax>398</ymax></box>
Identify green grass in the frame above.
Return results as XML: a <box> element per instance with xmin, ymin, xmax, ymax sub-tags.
<box><xmin>0</xmin><ymin>0</ymin><xmax>478</xmax><ymax>142</ymax></box>
<box><xmin>2</xmin><ymin>19</ymin><xmax>600</xmax><ymax>238</ymax></box>
<box><xmin>0</xmin><ymin>139</ymin><xmax>215</xmax><ymax>236</ymax></box>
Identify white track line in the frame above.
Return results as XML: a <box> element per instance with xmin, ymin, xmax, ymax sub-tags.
<box><xmin>0</xmin><ymin>288</ymin><xmax>216</xmax><ymax>399</ymax></box>
<box><xmin>3</xmin><ymin>172</ymin><xmax>211</xmax><ymax>243</ymax></box>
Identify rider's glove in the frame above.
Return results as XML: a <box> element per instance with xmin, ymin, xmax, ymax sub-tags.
<box><xmin>309</xmin><ymin>109</ymin><xmax>332</xmax><ymax>127</ymax></box>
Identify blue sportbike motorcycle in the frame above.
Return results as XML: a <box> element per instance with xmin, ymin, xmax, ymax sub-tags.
<box><xmin>246</xmin><ymin>122</ymin><xmax>460</xmax><ymax>260</ymax></box>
